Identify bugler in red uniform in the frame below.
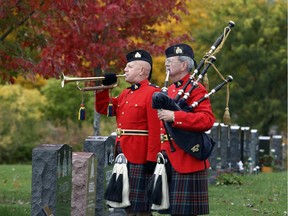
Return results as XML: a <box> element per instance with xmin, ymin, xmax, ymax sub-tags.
<box><xmin>95</xmin><ymin>80</ymin><xmax>161</xmax><ymax>164</ymax></box>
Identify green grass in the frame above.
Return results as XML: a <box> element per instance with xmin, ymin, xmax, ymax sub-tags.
<box><xmin>209</xmin><ymin>172</ymin><xmax>287</xmax><ymax>216</ymax></box>
<box><xmin>0</xmin><ymin>165</ymin><xmax>31</xmax><ymax>216</ymax></box>
<box><xmin>0</xmin><ymin>165</ymin><xmax>287</xmax><ymax>216</ymax></box>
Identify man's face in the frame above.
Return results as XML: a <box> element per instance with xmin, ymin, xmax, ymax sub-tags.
<box><xmin>165</xmin><ymin>56</ymin><xmax>183</xmax><ymax>76</ymax></box>
<box><xmin>124</xmin><ymin>61</ymin><xmax>142</xmax><ymax>84</ymax></box>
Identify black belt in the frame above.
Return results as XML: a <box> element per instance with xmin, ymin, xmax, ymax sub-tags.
<box><xmin>116</xmin><ymin>128</ymin><xmax>149</xmax><ymax>137</ymax></box>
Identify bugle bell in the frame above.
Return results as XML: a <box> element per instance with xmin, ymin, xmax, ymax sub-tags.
<box><xmin>60</xmin><ymin>73</ymin><xmax>126</xmax><ymax>91</ymax></box>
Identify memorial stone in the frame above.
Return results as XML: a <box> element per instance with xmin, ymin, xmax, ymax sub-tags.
<box><xmin>250</xmin><ymin>129</ymin><xmax>259</xmax><ymax>167</ymax></box>
<box><xmin>104</xmin><ymin>134</ymin><xmax>116</xmax><ymax>187</ymax></box>
<box><xmin>258</xmin><ymin>136</ymin><xmax>271</xmax><ymax>158</ymax></box>
<box><xmin>31</xmin><ymin>144</ymin><xmax>72</xmax><ymax>216</ymax></box>
<box><xmin>220</xmin><ymin>123</ymin><xmax>229</xmax><ymax>169</ymax></box>
<box><xmin>208</xmin><ymin>123</ymin><xmax>220</xmax><ymax>170</ymax></box>
<box><xmin>271</xmin><ymin>135</ymin><xmax>283</xmax><ymax>169</ymax></box>
<box><xmin>241</xmin><ymin>127</ymin><xmax>251</xmax><ymax>162</ymax></box>
<box><xmin>229</xmin><ymin>126</ymin><xmax>241</xmax><ymax>170</ymax></box>
<box><xmin>72</xmin><ymin>152</ymin><xmax>97</xmax><ymax>216</ymax></box>
<box><xmin>84</xmin><ymin>135</ymin><xmax>125</xmax><ymax>216</ymax></box>
<box><xmin>84</xmin><ymin>136</ymin><xmax>107</xmax><ymax>216</ymax></box>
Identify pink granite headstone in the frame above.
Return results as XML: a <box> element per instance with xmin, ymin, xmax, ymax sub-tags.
<box><xmin>72</xmin><ymin>152</ymin><xmax>97</xmax><ymax>216</ymax></box>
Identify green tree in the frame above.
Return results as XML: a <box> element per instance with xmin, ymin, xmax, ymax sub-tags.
<box><xmin>172</xmin><ymin>0</ymin><xmax>287</xmax><ymax>135</ymax></box>
<box><xmin>41</xmin><ymin>78</ymin><xmax>95</xmax><ymax>126</ymax></box>
<box><xmin>0</xmin><ymin>84</ymin><xmax>46</xmax><ymax>163</ymax></box>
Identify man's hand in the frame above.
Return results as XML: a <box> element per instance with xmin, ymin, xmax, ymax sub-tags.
<box><xmin>157</xmin><ymin>109</ymin><xmax>175</xmax><ymax>122</ymax></box>
<box><xmin>102</xmin><ymin>73</ymin><xmax>117</xmax><ymax>86</ymax></box>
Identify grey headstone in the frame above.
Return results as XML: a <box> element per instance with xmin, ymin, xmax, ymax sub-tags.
<box><xmin>220</xmin><ymin>123</ymin><xmax>229</xmax><ymax>169</ymax></box>
<box><xmin>241</xmin><ymin>127</ymin><xmax>251</xmax><ymax>162</ymax></box>
<box><xmin>31</xmin><ymin>144</ymin><xmax>72</xmax><ymax>216</ymax></box>
<box><xmin>250</xmin><ymin>129</ymin><xmax>259</xmax><ymax>167</ymax></box>
<box><xmin>84</xmin><ymin>136</ymin><xmax>107</xmax><ymax>216</ymax></box>
<box><xmin>271</xmin><ymin>135</ymin><xmax>283</xmax><ymax>169</ymax></box>
<box><xmin>104</xmin><ymin>135</ymin><xmax>116</xmax><ymax>186</ymax></box>
<box><xmin>208</xmin><ymin>123</ymin><xmax>220</xmax><ymax>171</ymax></box>
<box><xmin>229</xmin><ymin>126</ymin><xmax>241</xmax><ymax>170</ymax></box>
<box><xmin>258</xmin><ymin>136</ymin><xmax>271</xmax><ymax>158</ymax></box>
<box><xmin>72</xmin><ymin>152</ymin><xmax>97</xmax><ymax>216</ymax></box>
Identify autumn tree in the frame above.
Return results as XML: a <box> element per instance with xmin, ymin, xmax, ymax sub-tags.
<box><xmin>0</xmin><ymin>0</ymin><xmax>189</xmax><ymax>82</ymax></box>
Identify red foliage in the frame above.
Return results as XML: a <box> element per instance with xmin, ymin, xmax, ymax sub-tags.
<box><xmin>0</xmin><ymin>0</ymin><xmax>189</xmax><ymax>80</ymax></box>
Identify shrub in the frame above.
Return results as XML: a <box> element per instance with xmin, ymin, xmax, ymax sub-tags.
<box><xmin>216</xmin><ymin>172</ymin><xmax>243</xmax><ymax>186</ymax></box>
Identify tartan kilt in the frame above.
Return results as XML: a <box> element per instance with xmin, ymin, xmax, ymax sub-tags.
<box><xmin>126</xmin><ymin>163</ymin><xmax>152</xmax><ymax>212</ymax></box>
<box><xmin>160</xmin><ymin>167</ymin><xmax>209</xmax><ymax>215</ymax></box>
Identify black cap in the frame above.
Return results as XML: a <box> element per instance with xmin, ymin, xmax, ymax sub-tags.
<box><xmin>126</xmin><ymin>50</ymin><xmax>153</xmax><ymax>79</ymax></box>
<box><xmin>165</xmin><ymin>43</ymin><xmax>195</xmax><ymax>59</ymax></box>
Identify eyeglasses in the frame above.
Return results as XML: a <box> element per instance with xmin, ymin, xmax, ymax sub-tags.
<box><xmin>165</xmin><ymin>59</ymin><xmax>182</xmax><ymax>64</ymax></box>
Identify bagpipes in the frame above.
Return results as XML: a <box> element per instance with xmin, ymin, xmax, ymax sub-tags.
<box><xmin>152</xmin><ymin>21</ymin><xmax>235</xmax><ymax>159</ymax></box>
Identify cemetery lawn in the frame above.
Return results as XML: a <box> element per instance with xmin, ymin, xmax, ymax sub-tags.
<box><xmin>0</xmin><ymin>165</ymin><xmax>31</xmax><ymax>216</ymax></box>
<box><xmin>0</xmin><ymin>165</ymin><xmax>287</xmax><ymax>216</ymax></box>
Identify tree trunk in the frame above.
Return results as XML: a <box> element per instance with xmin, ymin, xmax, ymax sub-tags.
<box><xmin>93</xmin><ymin>67</ymin><xmax>102</xmax><ymax>136</ymax></box>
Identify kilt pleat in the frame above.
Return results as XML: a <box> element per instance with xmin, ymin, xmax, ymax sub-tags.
<box><xmin>126</xmin><ymin>163</ymin><xmax>151</xmax><ymax>212</ymax></box>
<box><xmin>160</xmin><ymin>167</ymin><xmax>209</xmax><ymax>215</ymax></box>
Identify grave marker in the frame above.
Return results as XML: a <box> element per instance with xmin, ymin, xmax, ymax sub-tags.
<box><xmin>72</xmin><ymin>152</ymin><xmax>97</xmax><ymax>216</ymax></box>
<box><xmin>31</xmin><ymin>144</ymin><xmax>72</xmax><ymax>216</ymax></box>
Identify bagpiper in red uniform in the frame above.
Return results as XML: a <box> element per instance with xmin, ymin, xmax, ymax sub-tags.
<box><xmin>157</xmin><ymin>44</ymin><xmax>215</xmax><ymax>216</ymax></box>
<box><xmin>160</xmin><ymin>73</ymin><xmax>215</xmax><ymax>173</ymax></box>
<box><xmin>95</xmin><ymin>50</ymin><xmax>161</xmax><ymax>215</ymax></box>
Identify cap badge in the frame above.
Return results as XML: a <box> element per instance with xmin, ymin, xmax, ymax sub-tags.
<box><xmin>134</xmin><ymin>52</ymin><xmax>141</xmax><ymax>58</ymax></box>
<box><xmin>175</xmin><ymin>47</ymin><xmax>183</xmax><ymax>54</ymax></box>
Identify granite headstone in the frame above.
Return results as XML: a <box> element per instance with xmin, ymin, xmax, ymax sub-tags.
<box><xmin>72</xmin><ymin>152</ymin><xmax>97</xmax><ymax>216</ymax></box>
<box><xmin>208</xmin><ymin>123</ymin><xmax>220</xmax><ymax>171</ymax></box>
<box><xmin>258</xmin><ymin>136</ymin><xmax>271</xmax><ymax>158</ymax></box>
<box><xmin>241</xmin><ymin>127</ymin><xmax>251</xmax><ymax>162</ymax></box>
<box><xmin>84</xmin><ymin>136</ymin><xmax>107</xmax><ymax>216</ymax></box>
<box><xmin>31</xmin><ymin>144</ymin><xmax>72</xmax><ymax>216</ymax></box>
<box><xmin>271</xmin><ymin>135</ymin><xmax>283</xmax><ymax>169</ymax></box>
<box><xmin>229</xmin><ymin>126</ymin><xmax>241</xmax><ymax>170</ymax></box>
<box><xmin>220</xmin><ymin>123</ymin><xmax>229</xmax><ymax>169</ymax></box>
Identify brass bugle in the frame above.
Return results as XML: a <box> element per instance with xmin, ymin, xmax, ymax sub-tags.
<box><xmin>76</xmin><ymin>82</ymin><xmax>118</xmax><ymax>91</ymax></box>
<box><xmin>60</xmin><ymin>72</ymin><xmax>126</xmax><ymax>88</ymax></box>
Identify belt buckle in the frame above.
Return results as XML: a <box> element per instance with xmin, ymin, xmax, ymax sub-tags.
<box><xmin>116</xmin><ymin>128</ymin><xmax>123</xmax><ymax>137</ymax></box>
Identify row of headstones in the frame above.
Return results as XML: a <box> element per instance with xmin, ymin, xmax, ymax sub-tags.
<box><xmin>31</xmin><ymin>136</ymin><xmax>118</xmax><ymax>216</ymax></box>
<box><xmin>207</xmin><ymin>123</ymin><xmax>286</xmax><ymax>172</ymax></box>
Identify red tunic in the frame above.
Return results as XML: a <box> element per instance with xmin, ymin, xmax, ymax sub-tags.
<box><xmin>95</xmin><ymin>79</ymin><xmax>161</xmax><ymax>164</ymax></box>
<box><xmin>161</xmin><ymin>74</ymin><xmax>215</xmax><ymax>173</ymax></box>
